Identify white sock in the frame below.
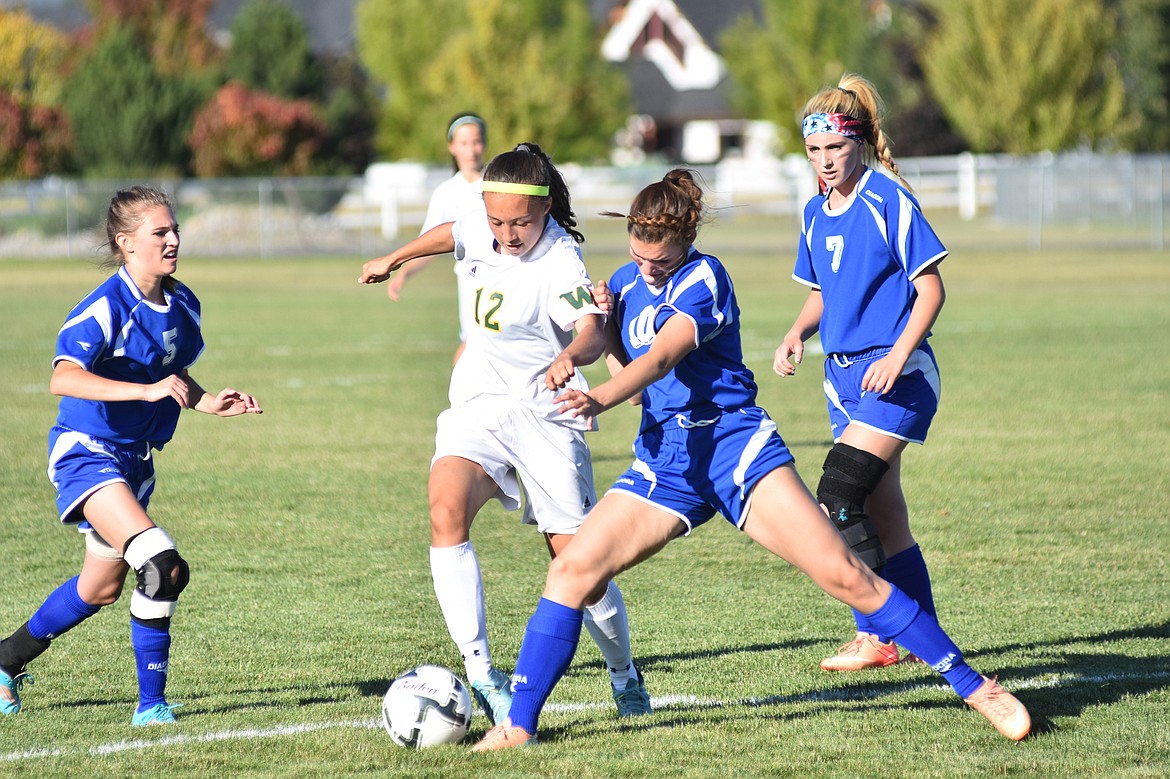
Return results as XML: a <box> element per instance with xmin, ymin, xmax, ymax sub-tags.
<box><xmin>583</xmin><ymin>580</ymin><xmax>634</xmax><ymax>689</ymax></box>
<box><xmin>429</xmin><ymin>542</ymin><xmax>492</xmax><ymax>683</ymax></box>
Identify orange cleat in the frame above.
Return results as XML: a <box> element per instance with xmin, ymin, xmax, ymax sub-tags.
<box><xmin>964</xmin><ymin>676</ymin><xmax>1031</xmax><ymax>741</ymax></box>
<box><xmin>819</xmin><ymin>632</ymin><xmax>900</xmax><ymax>671</ymax></box>
<box><xmin>471</xmin><ymin>719</ymin><xmax>537</xmax><ymax>752</ymax></box>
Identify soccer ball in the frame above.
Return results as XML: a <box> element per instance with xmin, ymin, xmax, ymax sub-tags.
<box><xmin>381</xmin><ymin>664</ymin><xmax>473</xmax><ymax>748</ymax></box>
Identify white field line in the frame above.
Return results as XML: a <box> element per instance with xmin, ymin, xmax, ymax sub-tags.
<box><xmin>2</xmin><ymin>670</ymin><xmax>1167</xmax><ymax>763</ymax></box>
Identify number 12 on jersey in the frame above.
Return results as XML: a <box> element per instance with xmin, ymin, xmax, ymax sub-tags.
<box><xmin>474</xmin><ymin>287</ymin><xmax>503</xmax><ymax>332</ymax></box>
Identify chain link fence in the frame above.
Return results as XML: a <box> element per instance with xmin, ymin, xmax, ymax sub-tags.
<box><xmin>1</xmin><ymin>153</ymin><xmax>1166</xmax><ymax>260</ymax></box>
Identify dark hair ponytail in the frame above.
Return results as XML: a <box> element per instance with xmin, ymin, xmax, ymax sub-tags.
<box><xmin>481</xmin><ymin>142</ymin><xmax>583</xmax><ymax>244</ymax></box>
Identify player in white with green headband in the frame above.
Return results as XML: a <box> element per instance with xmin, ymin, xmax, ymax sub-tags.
<box><xmin>360</xmin><ymin>143</ymin><xmax>650</xmax><ymax>727</ymax></box>
<box><xmin>386</xmin><ymin>113</ymin><xmax>488</xmax><ymax>364</ymax></box>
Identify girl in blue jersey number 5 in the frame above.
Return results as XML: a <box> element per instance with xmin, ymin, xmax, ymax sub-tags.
<box><xmin>0</xmin><ymin>186</ymin><xmax>262</xmax><ymax>725</ymax></box>
<box><xmin>471</xmin><ymin>169</ymin><xmax>1030</xmax><ymax>751</ymax></box>
<box><xmin>774</xmin><ymin>74</ymin><xmax>949</xmax><ymax>674</ymax></box>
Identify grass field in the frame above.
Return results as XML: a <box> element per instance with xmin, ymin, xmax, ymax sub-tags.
<box><xmin>1</xmin><ymin>214</ymin><xmax>1168</xmax><ymax>778</ymax></box>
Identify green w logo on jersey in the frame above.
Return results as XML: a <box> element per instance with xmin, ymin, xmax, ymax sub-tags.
<box><xmin>559</xmin><ymin>286</ymin><xmax>592</xmax><ymax>310</ymax></box>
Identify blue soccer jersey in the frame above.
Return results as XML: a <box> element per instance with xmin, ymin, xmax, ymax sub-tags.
<box><xmin>793</xmin><ymin>167</ymin><xmax>948</xmax><ymax>355</ymax></box>
<box><xmin>610</xmin><ymin>248</ymin><xmax>757</xmax><ymax>432</ymax></box>
<box><xmin>53</xmin><ymin>267</ymin><xmax>205</xmax><ymax>448</ymax></box>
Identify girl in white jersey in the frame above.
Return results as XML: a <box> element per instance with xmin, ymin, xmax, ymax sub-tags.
<box><xmin>360</xmin><ymin>143</ymin><xmax>649</xmax><ymax>726</ymax></box>
<box><xmin>0</xmin><ymin>187</ymin><xmax>262</xmax><ymax>725</ymax></box>
<box><xmin>385</xmin><ymin>113</ymin><xmax>487</xmax><ymax>363</ymax></box>
<box><xmin>774</xmin><ymin>74</ymin><xmax>948</xmax><ymax>673</ymax></box>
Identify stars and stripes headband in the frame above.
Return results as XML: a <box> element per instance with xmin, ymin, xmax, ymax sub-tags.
<box><xmin>802</xmin><ymin>112</ymin><xmax>866</xmax><ymax>142</ymax></box>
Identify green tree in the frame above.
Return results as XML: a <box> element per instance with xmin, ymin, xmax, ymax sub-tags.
<box><xmin>62</xmin><ymin>27</ymin><xmax>206</xmax><ymax>175</ymax></box>
<box><xmin>721</xmin><ymin>0</ymin><xmax>890</xmax><ymax>153</ymax></box>
<box><xmin>1114</xmin><ymin>0</ymin><xmax>1170</xmax><ymax>151</ymax></box>
<box><xmin>317</xmin><ymin>53</ymin><xmax>378</xmax><ymax>173</ymax></box>
<box><xmin>356</xmin><ymin>0</ymin><xmax>462</xmax><ymax>160</ymax></box>
<box><xmin>188</xmin><ymin>81</ymin><xmax>327</xmax><ymax>176</ymax></box>
<box><xmin>0</xmin><ymin>91</ymin><xmax>74</xmax><ymax>178</ymax></box>
<box><xmin>225</xmin><ymin>0</ymin><xmax>322</xmax><ymax>99</ymax></box>
<box><xmin>0</xmin><ymin>9</ymin><xmax>71</xmax><ymax>107</ymax></box>
<box><xmin>224</xmin><ymin>0</ymin><xmax>374</xmax><ymax>173</ymax></box>
<box><xmin>921</xmin><ymin>0</ymin><xmax>1127</xmax><ymax>153</ymax></box>
<box><xmin>0</xmin><ymin>9</ymin><xmax>76</xmax><ymax>176</ymax></box>
<box><xmin>356</xmin><ymin>0</ymin><xmax>628</xmax><ymax>162</ymax></box>
<box><xmin>85</xmin><ymin>0</ymin><xmax>219</xmax><ymax>76</ymax></box>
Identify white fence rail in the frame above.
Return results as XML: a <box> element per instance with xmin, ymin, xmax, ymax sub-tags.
<box><xmin>1</xmin><ymin>152</ymin><xmax>1167</xmax><ymax>259</ymax></box>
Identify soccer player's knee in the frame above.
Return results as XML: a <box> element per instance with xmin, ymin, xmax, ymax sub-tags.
<box><xmin>123</xmin><ymin>527</ymin><xmax>190</xmax><ymax>602</ymax></box>
<box><xmin>547</xmin><ymin>553</ymin><xmax>597</xmax><ymax>599</ymax></box>
<box><xmin>817</xmin><ymin>444</ymin><xmax>890</xmax><ymax>571</ymax></box>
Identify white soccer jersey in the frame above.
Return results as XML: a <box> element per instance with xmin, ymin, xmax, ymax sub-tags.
<box><xmin>447</xmin><ymin>212</ymin><xmax>601</xmax><ymax>429</ymax></box>
<box><xmin>422</xmin><ymin>172</ymin><xmax>484</xmax><ymax>341</ymax></box>
<box><xmin>421</xmin><ymin>172</ymin><xmax>483</xmax><ymax>233</ymax></box>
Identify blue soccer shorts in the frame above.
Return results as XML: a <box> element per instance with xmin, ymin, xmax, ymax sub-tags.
<box><xmin>822</xmin><ymin>343</ymin><xmax>941</xmax><ymax>444</ymax></box>
<box><xmin>607</xmin><ymin>405</ymin><xmax>794</xmax><ymax>532</ymax></box>
<box><xmin>47</xmin><ymin>426</ymin><xmax>156</xmax><ymax>524</ymax></box>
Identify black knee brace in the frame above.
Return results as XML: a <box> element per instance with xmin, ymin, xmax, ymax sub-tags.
<box><xmin>817</xmin><ymin>443</ymin><xmax>890</xmax><ymax>570</ymax></box>
<box><xmin>123</xmin><ymin>528</ymin><xmax>190</xmax><ymax>602</ymax></box>
<box><xmin>137</xmin><ymin>548</ymin><xmax>190</xmax><ymax>601</ymax></box>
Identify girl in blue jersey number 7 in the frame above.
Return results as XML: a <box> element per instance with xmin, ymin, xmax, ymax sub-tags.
<box><xmin>774</xmin><ymin>73</ymin><xmax>949</xmax><ymax>674</ymax></box>
<box><xmin>0</xmin><ymin>186</ymin><xmax>262</xmax><ymax>726</ymax></box>
<box><xmin>471</xmin><ymin>168</ymin><xmax>1030</xmax><ymax>751</ymax></box>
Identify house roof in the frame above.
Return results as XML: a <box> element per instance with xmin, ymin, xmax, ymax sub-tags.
<box><xmin>594</xmin><ymin>0</ymin><xmax>760</xmax><ymax>125</ymax></box>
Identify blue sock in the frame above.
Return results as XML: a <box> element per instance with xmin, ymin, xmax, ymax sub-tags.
<box><xmin>852</xmin><ymin>545</ymin><xmax>934</xmax><ymax>642</ymax></box>
<box><xmin>27</xmin><ymin>577</ymin><xmax>101</xmax><ymax>641</ymax></box>
<box><xmin>508</xmin><ymin>598</ymin><xmax>583</xmax><ymax>734</ymax></box>
<box><xmin>851</xmin><ymin>561</ymin><xmax>885</xmax><ymax>639</ymax></box>
<box><xmin>883</xmin><ymin>545</ymin><xmax>936</xmax><ymax>619</ymax></box>
<box><xmin>863</xmin><ymin>586</ymin><xmax>984</xmax><ymax>699</ymax></box>
<box><xmin>130</xmin><ymin>618</ymin><xmax>172</xmax><ymax>711</ymax></box>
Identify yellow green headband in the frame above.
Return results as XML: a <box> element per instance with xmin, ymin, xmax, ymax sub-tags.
<box><xmin>482</xmin><ymin>181</ymin><xmax>549</xmax><ymax>196</ymax></box>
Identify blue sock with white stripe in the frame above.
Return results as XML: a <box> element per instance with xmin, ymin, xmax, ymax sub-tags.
<box><xmin>507</xmin><ymin>598</ymin><xmax>583</xmax><ymax>734</ymax></box>
<box><xmin>131</xmin><ymin>618</ymin><xmax>172</xmax><ymax>712</ymax></box>
<box><xmin>28</xmin><ymin>576</ymin><xmax>101</xmax><ymax>641</ymax></box>
<box><xmin>863</xmin><ymin>585</ymin><xmax>984</xmax><ymax>699</ymax></box>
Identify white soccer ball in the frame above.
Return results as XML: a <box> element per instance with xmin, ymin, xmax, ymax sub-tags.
<box><xmin>381</xmin><ymin>664</ymin><xmax>473</xmax><ymax>749</ymax></box>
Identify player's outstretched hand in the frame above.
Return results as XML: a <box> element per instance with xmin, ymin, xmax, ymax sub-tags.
<box><xmin>773</xmin><ymin>334</ymin><xmax>804</xmax><ymax>377</ymax></box>
<box><xmin>555</xmin><ymin>388</ymin><xmax>600</xmax><ymax>431</ymax></box>
<box><xmin>592</xmin><ymin>279</ymin><xmax>614</xmax><ymax>317</ymax></box>
<box><xmin>206</xmin><ymin>388</ymin><xmax>263</xmax><ymax>417</ymax></box>
<box><xmin>359</xmin><ymin>257</ymin><xmax>393</xmax><ymax>285</ymax></box>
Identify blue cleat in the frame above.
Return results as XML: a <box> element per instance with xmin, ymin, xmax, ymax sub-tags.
<box><xmin>0</xmin><ymin>667</ymin><xmax>33</xmax><ymax>715</ymax></box>
<box><xmin>612</xmin><ymin>668</ymin><xmax>652</xmax><ymax>717</ymax></box>
<box><xmin>131</xmin><ymin>702</ymin><xmax>182</xmax><ymax>726</ymax></box>
<box><xmin>470</xmin><ymin>668</ymin><xmax>512</xmax><ymax>726</ymax></box>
